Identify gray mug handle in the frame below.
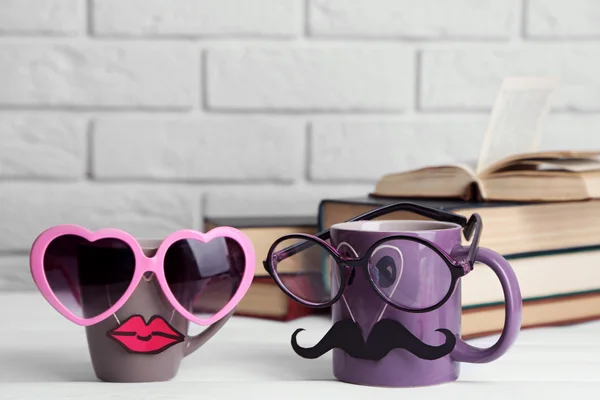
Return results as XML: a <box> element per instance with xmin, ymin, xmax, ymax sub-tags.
<box><xmin>183</xmin><ymin>310</ymin><xmax>235</xmax><ymax>356</ymax></box>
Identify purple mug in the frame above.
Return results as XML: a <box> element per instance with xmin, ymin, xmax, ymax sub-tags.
<box><xmin>325</xmin><ymin>219</ymin><xmax>522</xmax><ymax>387</ymax></box>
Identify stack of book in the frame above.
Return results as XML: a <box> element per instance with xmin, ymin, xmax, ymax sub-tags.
<box><xmin>315</xmin><ymin>76</ymin><xmax>600</xmax><ymax>338</ymax></box>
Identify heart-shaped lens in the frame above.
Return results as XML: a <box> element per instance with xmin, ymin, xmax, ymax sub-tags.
<box><xmin>163</xmin><ymin>237</ymin><xmax>245</xmax><ymax>319</ymax></box>
<box><xmin>43</xmin><ymin>235</ymin><xmax>136</xmax><ymax>319</ymax></box>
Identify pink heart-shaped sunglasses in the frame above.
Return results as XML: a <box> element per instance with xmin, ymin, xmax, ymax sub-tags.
<box><xmin>30</xmin><ymin>224</ymin><xmax>255</xmax><ymax>327</ymax></box>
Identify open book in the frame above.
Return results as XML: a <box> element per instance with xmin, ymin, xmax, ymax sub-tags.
<box><xmin>372</xmin><ymin>150</ymin><xmax>600</xmax><ymax>201</ymax></box>
<box><xmin>371</xmin><ymin>77</ymin><xmax>600</xmax><ymax>202</ymax></box>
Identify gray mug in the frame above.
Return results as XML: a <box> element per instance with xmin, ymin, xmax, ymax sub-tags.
<box><xmin>84</xmin><ymin>240</ymin><xmax>233</xmax><ymax>382</ymax></box>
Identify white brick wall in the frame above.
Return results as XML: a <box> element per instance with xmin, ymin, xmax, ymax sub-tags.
<box><xmin>92</xmin><ymin>118</ymin><xmax>305</xmax><ymax>181</ymax></box>
<box><xmin>526</xmin><ymin>0</ymin><xmax>600</xmax><ymax>38</ymax></box>
<box><xmin>421</xmin><ymin>45</ymin><xmax>600</xmax><ymax>111</ymax></box>
<box><xmin>206</xmin><ymin>46</ymin><xmax>414</xmax><ymax>111</ymax></box>
<box><xmin>308</xmin><ymin>0</ymin><xmax>518</xmax><ymax>39</ymax></box>
<box><xmin>0</xmin><ymin>43</ymin><xmax>196</xmax><ymax>108</ymax></box>
<box><xmin>1</xmin><ymin>0</ymin><xmax>600</xmax><ymax>290</ymax></box>
<box><xmin>0</xmin><ymin>0</ymin><xmax>84</xmax><ymax>35</ymax></box>
<box><xmin>0</xmin><ymin>116</ymin><xmax>87</xmax><ymax>178</ymax></box>
<box><xmin>92</xmin><ymin>0</ymin><xmax>302</xmax><ymax>37</ymax></box>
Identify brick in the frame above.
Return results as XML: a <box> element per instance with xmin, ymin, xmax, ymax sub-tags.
<box><xmin>0</xmin><ymin>256</ymin><xmax>32</xmax><ymax>291</ymax></box>
<box><xmin>0</xmin><ymin>43</ymin><xmax>195</xmax><ymax>109</ymax></box>
<box><xmin>91</xmin><ymin>118</ymin><xmax>304</xmax><ymax>182</ymax></box>
<box><xmin>310</xmin><ymin>119</ymin><xmax>485</xmax><ymax>181</ymax></box>
<box><xmin>0</xmin><ymin>183</ymin><xmax>199</xmax><ymax>252</ymax></box>
<box><xmin>206</xmin><ymin>47</ymin><xmax>413</xmax><ymax>111</ymax></box>
<box><xmin>0</xmin><ymin>0</ymin><xmax>84</xmax><ymax>35</ymax></box>
<box><xmin>0</xmin><ymin>116</ymin><xmax>86</xmax><ymax>179</ymax></box>
<box><xmin>309</xmin><ymin>0</ymin><xmax>517</xmax><ymax>39</ymax></box>
<box><xmin>92</xmin><ymin>0</ymin><xmax>301</xmax><ymax>37</ymax></box>
<box><xmin>527</xmin><ymin>0</ymin><xmax>600</xmax><ymax>38</ymax></box>
<box><xmin>203</xmin><ymin>184</ymin><xmax>373</xmax><ymax>219</ymax></box>
<box><xmin>420</xmin><ymin>46</ymin><xmax>600</xmax><ymax>111</ymax></box>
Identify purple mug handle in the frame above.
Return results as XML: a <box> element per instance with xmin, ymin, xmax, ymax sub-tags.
<box><xmin>451</xmin><ymin>246</ymin><xmax>523</xmax><ymax>363</ymax></box>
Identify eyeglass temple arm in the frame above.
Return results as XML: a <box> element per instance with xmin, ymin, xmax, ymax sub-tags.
<box><xmin>317</xmin><ymin>202</ymin><xmax>470</xmax><ymax>242</ymax></box>
<box><xmin>264</xmin><ymin>202</ymin><xmax>474</xmax><ymax>267</ymax></box>
<box><xmin>345</xmin><ymin>201</ymin><xmax>468</xmax><ymax>226</ymax></box>
<box><xmin>464</xmin><ymin>213</ymin><xmax>482</xmax><ymax>269</ymax></box>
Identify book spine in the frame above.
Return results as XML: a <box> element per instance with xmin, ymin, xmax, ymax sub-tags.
<box><xmin>317</xmin><ymin>199</ymin><xmax>328</xmax><ymax>231</ymax></box>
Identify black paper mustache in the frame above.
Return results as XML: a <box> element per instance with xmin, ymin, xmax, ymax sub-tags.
<box><xmin>291</xmin><ymin>318</ymin><xmax>456</xmax><ymax>361</ymax></box>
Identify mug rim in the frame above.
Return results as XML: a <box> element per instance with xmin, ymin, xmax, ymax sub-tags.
<box><xmin>330</xmin><ymin>219</ymin><xmax>461</xmax><ymax>233</ymax></box>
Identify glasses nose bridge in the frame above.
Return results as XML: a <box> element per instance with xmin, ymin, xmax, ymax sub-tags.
<box><xmin>343</xmin><ymin>258</ymin><xmax>362</xmax><ymax>268</ymax></box>
<box><xmin>139</xmin><ymin>253</ymin><xmax>159</xmax><ymax>274</ymax></box>
<box><xmin>338</xmin><ymin>259</ymin><xmax>360</xmax><ymax>287</ymax></box>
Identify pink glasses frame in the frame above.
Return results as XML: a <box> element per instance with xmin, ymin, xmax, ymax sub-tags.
<box><xmin>30</xmin><ymin>224</ymin><xmax>256</xmax><ymax>327</ymax></box>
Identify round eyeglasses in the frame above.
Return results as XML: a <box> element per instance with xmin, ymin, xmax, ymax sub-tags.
<box><xmin>264</xmin><ymin>202</ymin><xmax>481</xmax><ymax>314</ymax></box>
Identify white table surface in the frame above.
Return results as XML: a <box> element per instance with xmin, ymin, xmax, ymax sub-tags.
<box><xmin>1</xmin><ymin>292</ymin><xmax>599</xmax><ymax>399</ymax></box>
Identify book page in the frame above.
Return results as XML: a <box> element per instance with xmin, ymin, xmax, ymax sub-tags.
<box><xmin>523</xmin><ymin>158</ymin><xmax>600</xmax><ymax>172</ymax></box>
<box><xmin>412</xmin><ymin>161</ymin><xmax>478</xmax><ymax>176</ymax></box>
<box><xmin>476</xmin><ymin>76</ymin><xmax>560</xmax><ymax>176</ymax></box>
<box><xmin>480</xmin><ymin>150</ymin><xmax>600</xmax><ymax>176</ymax></box>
